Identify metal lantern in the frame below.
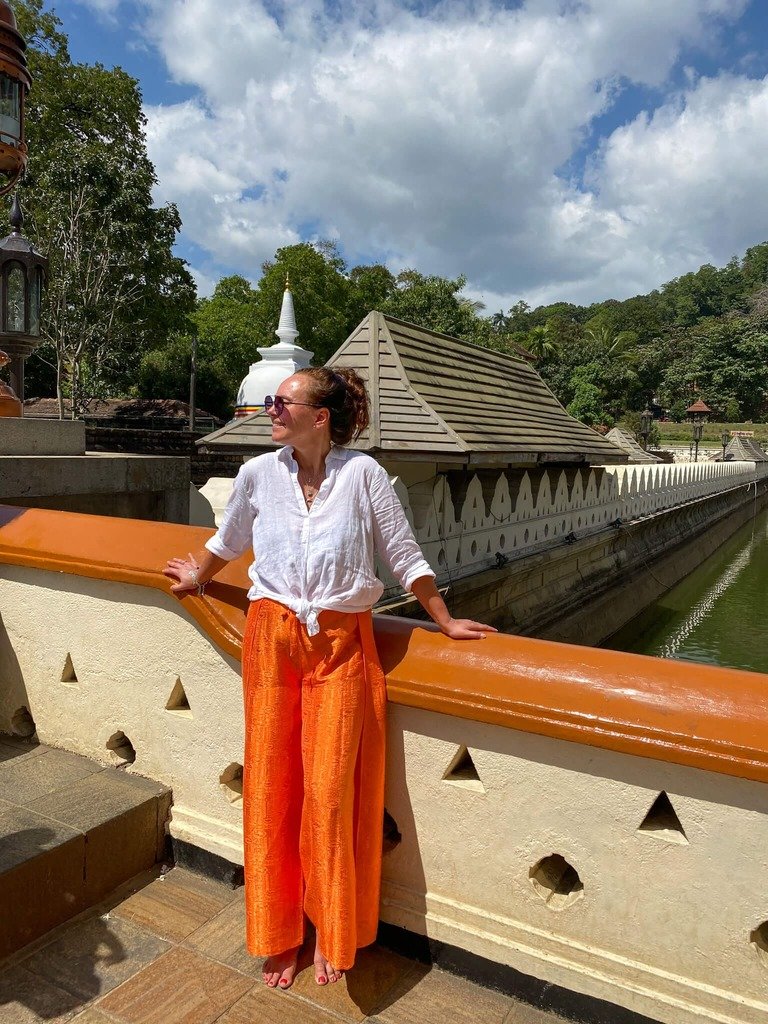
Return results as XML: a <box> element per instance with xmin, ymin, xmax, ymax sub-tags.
<box><xmin>639</xmin><ymin>404</ymin><xmax>653</xmax><ymax>450</ymax></box>
<box><xmin>0</xmin><ymin>194</ymin><xmax>47</xmax><ymax>404</ymax></box>
<box><xmin>0</xmin><ymin>2</ymin><xmax>30</xmax><ymax>198</ymax></box>
<box><xmin>685</xmin><ymin>398</ymin><xmax>711</xmax><ymax>463</ymax></box>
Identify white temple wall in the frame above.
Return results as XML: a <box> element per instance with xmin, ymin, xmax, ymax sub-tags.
<box><xmin>393</xmin><ymin>459</ymin><xmax>766</xmax><ymax>590</ymax></box>
<box><xmin>196</xmin><ymin>460</ymin><xmax>768</xmax><ymax>595</ymax></box>
<box><xmin>2</xmin><ymin>564</ymin><xmax>768</xmax><ymax>1023</ymax></box>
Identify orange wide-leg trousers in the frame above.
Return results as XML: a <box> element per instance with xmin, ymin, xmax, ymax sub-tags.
<box><xmin>241</xmin><ymin>598</ymin><xmax>387</xmax><ymax>970</ymax></box>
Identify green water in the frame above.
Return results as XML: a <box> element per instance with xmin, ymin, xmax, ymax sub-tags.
<box><xmin>604</xmin><ymin>506</ymin><xmax>768</xmax><ymax>673</ymax></box>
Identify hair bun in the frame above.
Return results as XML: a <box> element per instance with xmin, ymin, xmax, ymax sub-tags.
<box><xmin>296</xmin><ymin>366</ymin><xmax>370</xmax><ymax>445</ymax></box>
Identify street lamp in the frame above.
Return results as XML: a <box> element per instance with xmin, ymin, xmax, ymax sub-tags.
<box><xmin>721</xmin><ymin>430</ymin><xmax>730</xmax><ymax>460</ymax></box>
<box><xmin>0</xmin><ymin>2</ymin><xmax>36</xmax><ymax>418</ymax></box>
<box><xmin>639</xmin><ymin>404</ymin><xmax>653</xmax><ymax>451</ymax></box>
<box><xmin>685</xmin><ymin>398</ymin><xmax>712</xmax><ymax>463</ymax></box>
<box><xmin>0</xmin><ymin>2</ymin><xmax>30</xmax><ymax>198</ymax></box>
<box><xmin>0</xmin><ymin>193</ymin><xmax>47</xmax><ymax>405</ymax></box>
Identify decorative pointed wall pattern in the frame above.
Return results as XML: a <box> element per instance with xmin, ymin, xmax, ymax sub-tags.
<box><xmin>60</xmin><ymin>652</ymin><xmax>78</xmax><ymax>686</ymax></box>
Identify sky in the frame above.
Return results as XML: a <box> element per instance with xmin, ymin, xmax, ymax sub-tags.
<box><xmin>57</xmin><ymin>0</ymin><xmax>768</xmax><ymax>311</ymax></box>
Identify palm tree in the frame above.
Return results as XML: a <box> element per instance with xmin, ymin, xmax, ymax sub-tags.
<box><xmin>458</xmin><ymin>296</ymin><xmax>486</xmax><ymax>315</ymax></box>
<box><xmin>522</xmin><ymin>323</ymin><xmax>560</xmax><ymax>360</ymax></box>
<box><xmin>490</xmin><ymin>309</ymin><xmax>508</xmax><ymax>332</ymax></box>
<box><xmin>584</xmin><ymin>324</ymin><xmax>637</xmax><ymax>362</ymax></box>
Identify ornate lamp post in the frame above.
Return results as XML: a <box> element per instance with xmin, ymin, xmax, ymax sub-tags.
<box><xmin>685</xmin><ymin>398</ymin><xmax>711</xmax><ymax>463</ymax></box>
<box><xmin>639</xmin><ymin>404</ymin><xmax>653</xmax><ymax>451</ymax></box>
<box><xmin>0</xmin><ymin>1</ymin><xmax>37</xmax><ymax>418</ymax></box>
<box><xmin>0</xmin><ymin>194</ymin><xmax>47</xmax><ymax>408</ymax></box>
<box><xmin>0</xmin><ymin>2</ymin><xmax>30</xmax><ymax>198</ymax></box>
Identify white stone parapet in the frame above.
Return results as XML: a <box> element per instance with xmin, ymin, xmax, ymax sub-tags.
<box><xmin>197</xmin><ymin>460</ymin><xmax>766</xmax><ymax>590</ymax></box>
<box><xmin>383</xmin><ymin>459</ymin><xmax>767</xmax><ymax>588</ymax></box>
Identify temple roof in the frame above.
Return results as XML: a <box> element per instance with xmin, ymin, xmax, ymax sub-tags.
<box><xmin>605</xmin><ymin>427</ymin><xmax>663</xmax><ymax>463</ymax></box>
<box><xmin>685</xmin><ymin>398</ymin><xmax>712</xmax><ymax>415</ymax></box>
<box><xmin>200</xmin><ymin>312</ymin><xmax>628</xmax><ymax>466</ymax></box>
<box><xmin>712</xmin><ymin>434</ymin><xmax>768</xmax><ymax>463</ymax></box>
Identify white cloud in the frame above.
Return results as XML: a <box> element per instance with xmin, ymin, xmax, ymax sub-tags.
<box><xmin>140</xmin><ymin>0</ymin><xmax>758</xmax><ymax>308</ymax></box>
<box><xmin>74</xmin><ymin>0</ymin><xmax>122</xmax><ymax>21</ymax></box>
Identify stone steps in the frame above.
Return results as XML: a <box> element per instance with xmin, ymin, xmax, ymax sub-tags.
<box><xmin>0</xmin><ymin>734</ymin><xmax>170</xmax><ymax>957</ymax></box>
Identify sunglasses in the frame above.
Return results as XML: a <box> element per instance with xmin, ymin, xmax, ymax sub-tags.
<box><xmin>264</xmin><ymin>395</ymin><xmax>323</xmax><ymax>416</ymax></box>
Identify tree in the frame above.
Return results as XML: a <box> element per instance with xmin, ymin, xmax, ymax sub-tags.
<box><xmin>13</xmin><ymin>0</ymin><xmax>195</xmax><ymax>414</ymax></box>
<box><xmin>583</xmin><ymin>322</ymin><xmax>637</xmax><ymax>361</ymax></box>
<box><xmin>192</xmin><ymin>275</ymin><xmax>260</xmax><ymax>399</ymax></box>
<box><xmin>521</xmin><ymin>323</ymin><xmax>560</xmax><ymax>361</ymax></box>
<box><xmin>505</xmin><ymin>300</ymin><xmax>532</xmax><ymax>333</ymax></box>
<box><xmin>490</xmin><ymin>309</ymin><xmax>508</xmax><ymax>332</ymax></box>
<box><xmin>381</xmin><ymin>270</ymin><xmax>483</xmax><ymax>340</ymax></box>
<box><xmin>742</xmin><ymin>242</ymin><xmax>768</xmax><ymax>291</ymax></box>
<box><xmin>253</xmin><ymin>241</ymin><xmax>352</xmax><ymax>365</ymax></box>
<box><xmin>347</xmin><ymin>263</ymin><xmax>396</xmax><ymax>325</ymax></box>
<box><xmin>137</xmin><ymin>332</ymin><xmax>231</xmax><ymax>420</ymax></box>
<box><xmin>566</xmin><ymin>376</ymin><xmax>611</xmax><ymax>427</ymax></box>
<box><xmin>656</xmin><ymin>317</ymin><xmax>768</xmax><ymax>421</ymax></box>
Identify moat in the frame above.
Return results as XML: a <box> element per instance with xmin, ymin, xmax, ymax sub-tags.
<box><xmin>604</xmin><ymin>502</ymin><xmax>768</xmax><ymax>674</ymax></box>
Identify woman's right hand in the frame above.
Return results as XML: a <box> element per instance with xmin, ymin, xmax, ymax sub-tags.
<box><xmin>163</xmin><ymin>553</ymin><xmax>203</xmax><ymax>594</ymax></box>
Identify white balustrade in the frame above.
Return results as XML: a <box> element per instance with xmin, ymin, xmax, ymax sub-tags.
<box><xmin>201</xmin><ymin>460</ymin><xmax>767</xmax><ymax>592</ymax></box>
<box><xmin>387</xmin><ymin>460</ymin><xmax>767</xmax><ymax>586</ymax></box>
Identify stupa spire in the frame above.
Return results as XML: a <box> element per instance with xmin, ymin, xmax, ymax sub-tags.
<box><xmin>233</xmin><ymin>273</ymin><xmax>313</xmax><ymax>418</ymax></box>
<box><xmin>275</xmin><ymin>275</ymin><xmax>299</xmax><ymax>346</ymax></box>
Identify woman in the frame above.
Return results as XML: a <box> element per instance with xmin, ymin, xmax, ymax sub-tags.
<box><xmin>164</xmin><ymin>367</ymin><xmax>495</xmax><ymax>991</ymax></box>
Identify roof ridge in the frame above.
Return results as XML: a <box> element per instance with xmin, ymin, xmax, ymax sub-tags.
<box><xmin>380</xmin><ymin>312</ymin><xmax>529</xmax><ymax>367</ymax></box>
<box><xmin>376</xmin><ymin>315</ymin><xmax>467</xmax><ymax>452</ymax></box>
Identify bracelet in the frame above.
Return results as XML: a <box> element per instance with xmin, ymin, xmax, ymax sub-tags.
<box><xmin>187</xmin><ymin>569</ymin><xmax>207</xmax><ymax>596</ymax></box>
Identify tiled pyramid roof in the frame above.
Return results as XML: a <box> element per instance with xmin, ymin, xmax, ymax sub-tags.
<box><xmin>605</xmin><ymin>427</ymin><xmax>663</xmax><ymax>463</ymax></box>
<box><xmin>200</xmin><ymin>313</ymin><xmax>627</xmax><ymax>467</ymax></box>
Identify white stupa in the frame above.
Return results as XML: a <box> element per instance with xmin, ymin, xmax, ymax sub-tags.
<box><xmin>234</xmin><ymin>277</ymin><xmax>313</xmax><ymax>417</ymax></box>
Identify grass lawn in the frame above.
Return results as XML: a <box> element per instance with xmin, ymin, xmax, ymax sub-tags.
<box><xmin>654</xmin><ymin>421</ymin><xmax>768</xmax><ymax>446</ymax></box>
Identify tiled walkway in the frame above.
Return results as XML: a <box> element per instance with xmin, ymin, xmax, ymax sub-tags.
<box><xmin>0</xmin><ymin>866</ymin><xmax>563</xmax><ymax>1024</ymax></box>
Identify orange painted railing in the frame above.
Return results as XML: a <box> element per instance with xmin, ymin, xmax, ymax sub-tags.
<box><xmin>2</xmin><ymin>504</ymin><xmax>768</xmax><ymax>785</ymax></box>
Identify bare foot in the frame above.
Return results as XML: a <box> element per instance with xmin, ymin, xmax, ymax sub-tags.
<box><xmin>314</xmin><ymin>936</ymin><xmax>344</xmax><ymax>985</ymax></box>
<box><xmin>263</xmin><ymin>945</ymin><xmax>301</xmax><ymax>989</ymax></box>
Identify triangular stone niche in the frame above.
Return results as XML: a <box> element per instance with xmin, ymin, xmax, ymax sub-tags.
<box><xmin>442</xmin><ymin>745</ymin><xmax>485</xmax><ymax>793</ymax></box>
<box><xmin>165</xmin><ymin>677</ymin><xmax>192</xmax><ymax>717</ymax></box>
<box><xmin>638</xmin><ymin>791</ymin><xmax>688</xmax><ymax>844</ymax></box>
<box><xmin>61</xmin><ymin>653</ymin><xmax>78</xmax><ymax>686</ymax></box>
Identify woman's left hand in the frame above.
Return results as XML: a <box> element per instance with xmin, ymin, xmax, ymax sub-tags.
<box><xmin>439</xmin><ymin>617</ymin><xmax>498</xmax><ymax>640</ymax></box>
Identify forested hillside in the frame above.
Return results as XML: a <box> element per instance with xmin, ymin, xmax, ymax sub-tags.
<box><xmin>495</xmin><ymin>244</ymin><xmax>768</xmax><ymax>428</ymax></box>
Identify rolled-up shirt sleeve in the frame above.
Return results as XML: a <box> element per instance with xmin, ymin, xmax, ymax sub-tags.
<box><xmin>205</xmin><ymin>467</ymin><xmax>255</xmax><ymax>561</ymax></box>
<box><xmin>369</xmin><ymin>465</ymin><xmax>435</xmax><ymax>591</ymax></box>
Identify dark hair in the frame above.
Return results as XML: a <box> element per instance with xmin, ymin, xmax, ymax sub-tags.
<box><xmin>296</xmin><ymin>366</ymin><xmax>370</xmax><ymax>446</ymax></box>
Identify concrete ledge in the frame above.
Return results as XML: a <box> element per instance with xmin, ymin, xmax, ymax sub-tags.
<box><xmin>0</xmin><ymin>419</ymin><xmax>85</xmax><ymax>456</ymax></box>
<box><xmin>0</xmin><ymin>453</ymin><xmax>191</xmax><ymax>523</ymax></box>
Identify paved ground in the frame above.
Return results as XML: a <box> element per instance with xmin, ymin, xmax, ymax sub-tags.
<box><xmin>0</xmin><ymin>866</ymin><xmax>566</xmax><ymax>1024</ymax></box>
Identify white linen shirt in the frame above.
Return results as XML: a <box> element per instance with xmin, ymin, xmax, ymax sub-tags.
<box><xmin>205</xmin><ymin>445</ymin><xmax>435</xmax><ymax>635</ymax></box>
